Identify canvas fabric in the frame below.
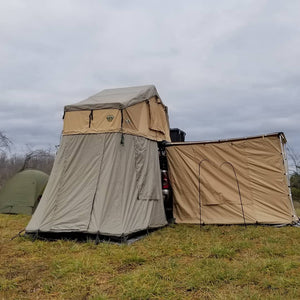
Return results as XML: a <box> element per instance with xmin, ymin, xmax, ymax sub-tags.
<box><xmin>63</xmin><ymin>97</ymin><xmax>171</xmax><ymax>142</ymax></box>
<box><xmin>0</xmin><ymin>170</ymin><xmax>49</xmax><ymax>215</ymax></box>
<box><xmin>64</xmin><ymin>85</ymin><xmax>160</xmax><ymax>111</ymax></box>
<box><xmin>166</xmin><ymin>134</ymin><xmax>298</xmax><ymax>225</ymax></box>
<box><xmin>26</xmin><ymin>133</ymin><xmax>167</xmax><ymax>236</ymax></box>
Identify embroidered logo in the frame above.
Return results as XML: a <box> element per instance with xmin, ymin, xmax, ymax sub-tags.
<box><xmin>106</xmin><ymin>115</ymin><xmax>114</xmax><ymax>122</ymax></box>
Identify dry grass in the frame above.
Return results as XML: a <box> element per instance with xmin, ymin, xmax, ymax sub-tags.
<box><xmin>1</xmin><ymin>209</ymin><xmax>300</xmax><ymax>300</ymax></box>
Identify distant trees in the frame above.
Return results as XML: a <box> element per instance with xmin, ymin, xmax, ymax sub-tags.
<box><xmin>286</xmin><ymin>144</ymin><xmax>300</xmax><ymax>202</ymax></box>
<box><xmin>21</xmin><ymin>148</ymin><xmax>55</xmax><ymax>174</ymax></box>
<box><xmin>0</xmin><ymin>153</ymin><xmax>23</xmax><ymax>189</ymax></box>
<box><xmin>287</xmin><ymin>144</ymin><xmax>300</xmax><ymax>174</ymax></box>
<box><xmin>1</xmin><ymin>130</ymin><xmax>300</xmax><ymax>203</ymax></box>
<box><xmin>290</xmin><ymin>173</ymin><xmax>300</xmax><ymax>202</ymax></box>
<box><xmin>0</xmin><ymin>131</ymin><xmax>55</xmax><ymax>188</ymax></box>
<box><xmin>0</xmin><ymin>131</ymin><xmax>12</xmax><ymax>154</ymax></box>
<box><xmin>0</xmin><ymin>131</ymin><xmax>13</xmax><ymax>188</ymax></box>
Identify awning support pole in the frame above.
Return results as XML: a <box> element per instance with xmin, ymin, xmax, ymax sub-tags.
<box><xmin>198</xmin><ymin>159</ymin><xmax>210</xmax><ymax>228</ymax></box>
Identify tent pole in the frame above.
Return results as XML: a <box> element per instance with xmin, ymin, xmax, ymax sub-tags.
<box><xmin>279</xmin><ymin>134</ymin><xmax>298</xmax><ymax>222</ymax></box>
<box><xmin>198</xmin><ymin>159</ymin><xmax>209</xmax><ymax>228</ymax></box>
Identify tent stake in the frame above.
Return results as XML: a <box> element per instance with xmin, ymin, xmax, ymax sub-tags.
<box><xmin>11</xmin><ymin>229</ymin><xmax>25</xmax><ymax>241</ymax></box>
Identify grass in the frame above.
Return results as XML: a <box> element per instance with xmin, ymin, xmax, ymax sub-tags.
<box><xmin>0</xmin><ymin>207</ymin><xmax>300</xmax><ymax>300</ymax></box>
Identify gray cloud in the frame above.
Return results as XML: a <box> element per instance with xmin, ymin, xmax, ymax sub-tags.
<box><xmin>0</xmin><ymin>0</ymin><xmax>299</xmax><ymax>157</ymax></box>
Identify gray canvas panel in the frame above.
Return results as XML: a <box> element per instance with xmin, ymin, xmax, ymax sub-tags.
<box><xmin>26</xmin><ymin>135</ymin><xmax>105</xmax><ymax>232</ymax></box>
<box><xmin>64</xmin><ymin>85</ymin><xmax>160</xmax><ymax>111</ymax></box>
<box><xmin>87</xmin><ymin>133</ymin><xmax>126</xmax><ymax>234</ymax></box>
<box><xmin>124</xmin><ymin>137</ymin><xmax>167</xmax><ymax>233</ymax></box>
<box><xmin>88</xmin><ymin>134</ymin><xmax>167</xmax><ymax>236</ymax></box>
<box><xmin>26</xmin><ymin>144</ymin><xmax>67</xmax><ymax>231</ymax></box>
<box><xmin>49</xmin><ymin>135</ymin><xmax>105</xmax><ymax>231</ymax></box>
<box><xmin>27</xmin><ymin>133</ymin><xmax>167</xmax><ymax>236</ymax></box>
<box><xmin>134</xmin><ymin>136</ymin><xmax>162</xmax><ymax>200</ymax></box>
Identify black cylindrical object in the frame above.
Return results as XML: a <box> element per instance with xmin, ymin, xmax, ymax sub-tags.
<box><xmin>170</xmin><ymin>128</ymin><xmax>186</xmax><ymax>142</ymax></box>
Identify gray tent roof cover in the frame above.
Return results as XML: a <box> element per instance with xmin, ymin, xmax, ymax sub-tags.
<box><xmin>64</xmin><ymin>85</ymin><xmax>160</xmax><ymax>111</ymax></box>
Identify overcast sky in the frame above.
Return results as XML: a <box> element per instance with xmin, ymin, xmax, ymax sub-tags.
<box><xmin>0</xmin><ymin>0</ymin><xmax>299</xmax><ymax>158</ymax></box>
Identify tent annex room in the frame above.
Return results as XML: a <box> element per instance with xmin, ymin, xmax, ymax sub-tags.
<box><xmin>26</xmin><ymin>85</ymin><xmax>170</xmax><ymax>240</ymax></box>
<box><xmin>0</xmin><ymin>169</ymin><xmax>49</xmax><ymax>215</ymax></box>
<box><xmin>166</xmin><ymin>133</ymin><xmax>299</xmax><ymax>225</ymax></box>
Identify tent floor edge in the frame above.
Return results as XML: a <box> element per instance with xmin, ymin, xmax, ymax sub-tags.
<box><xmin>24</xmin><ymin>226</ymin><xmax>167</xmax><ymax>244</ymax></box>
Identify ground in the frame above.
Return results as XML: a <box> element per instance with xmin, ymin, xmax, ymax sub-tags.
<box><xmin>0</xmin><ymin>207</ymin><xmax>300</xmax><ymax>300</ymax></box>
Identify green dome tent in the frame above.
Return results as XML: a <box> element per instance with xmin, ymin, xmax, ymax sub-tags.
<box><xmin>0</xmin><ymin>169</ymin><xmax>49</xmax><ymax>215</ymax></box>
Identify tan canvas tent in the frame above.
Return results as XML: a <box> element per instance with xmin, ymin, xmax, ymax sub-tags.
<box><xmin>26</xmin><ymin>85</ymin><xmax>169</xmax><ymax>240</ymax></box>
<box><xmin>63</xmin><ymin>85</ymin><xmax>170</xmax><ymax>141</ymax></box>
<box><xmin>166</xmin><ymin>133</ymin><xmax>299</xmax><ymax>225</ymax></box>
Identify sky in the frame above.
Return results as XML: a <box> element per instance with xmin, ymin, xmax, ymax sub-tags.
<box><xmin>0</xmin><ymin>0</ymin><xmax>299</xmax><ymax>160</ymax></box>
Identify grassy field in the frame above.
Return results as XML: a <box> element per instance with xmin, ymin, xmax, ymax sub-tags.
<box><xmin>1</xmin><ymin>208</ymin><xmax>300</xmax><ymax>300</ymax></box>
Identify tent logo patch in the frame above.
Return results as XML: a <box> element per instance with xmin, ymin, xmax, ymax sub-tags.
<box><xmin>106</xmin><ymin>115</ymin><xmax>114</xmax><ymax>122</ymax></box>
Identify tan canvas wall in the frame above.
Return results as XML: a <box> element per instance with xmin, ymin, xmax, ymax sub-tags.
<box><xmin>63</xmin><ymin>97</ymin><xmax>171</xmax><ymax>142</ymax></box>
<box><xmin>166</xmin><ymin>134</ymin><xmax>298</xmax><ymax>225</ymax></box>
<box><xmin>63</xmin><ymin>109</ymin><xmax>122</xmax><ymax>135</ymax></box>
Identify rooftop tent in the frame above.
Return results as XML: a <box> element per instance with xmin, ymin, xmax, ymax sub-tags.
<box><xmin>63</xmin><ymin>85</ymin><xmax>171</xmax><ymax>141</ymax></box>
<box><xmin>0</xmin><ymin>169</ymin><xmax>49</xmax><ymax>215</ymax></box>
<box><xmin>166</xmin><ymin>133</ymin><xmax>299</xmax><ymax>225</ymax></box>
<box><xmin>26</xmin><ymin>85</ymin><xmax>169</xmax><ymax>239</ymax></box>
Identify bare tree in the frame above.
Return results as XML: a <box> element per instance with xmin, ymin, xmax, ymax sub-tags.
<box><xmin>0</xmin><ymin>131</ymin><xmax>12</xmax><ymax>154</ymax></box>
<box><xmin>286</xmin><ymin>144</ymin><xmax>300</xmax><ymax>174</ymax></box>
<box><xmin>21</xmin><ymin>147</ymin><xmax>55</xmax><ymax>174</ymax></box>
<box><xmin>0</xmin><ymin>132</ymin><xmax>14</xmax><ymax>187</ymax></box>
<box><xmin>0</xmin><ymin>135</ymin><xmax>55</xmax><ymax>188</ymax></box>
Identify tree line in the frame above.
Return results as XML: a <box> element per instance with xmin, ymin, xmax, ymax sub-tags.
<box><xmin>287</xmin><ymin>144</ymin><xmax>300</xmax><ymax>202</ymax></box>
<box><xmin>290</xmin><ymin>173</ymin><xmax>300</xmax><ymax>202</ymax></box>
<box><xmin>0</xmin><ymin>131</ymin><xmax>55</xmax><ymax>188</ymax></box>
<box><xmin>0</xmin><ymin>130</ymin><xmax>299</xmax><ymax>203</ymax></box>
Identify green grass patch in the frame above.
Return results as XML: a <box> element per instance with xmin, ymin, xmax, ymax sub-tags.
<box><xmin>0</xmin><ymin>214</ymin><xmax>299</xmax><ymax>299</ymax></box>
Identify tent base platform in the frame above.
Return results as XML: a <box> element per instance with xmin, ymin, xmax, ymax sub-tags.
<box><xmin>25</xmin><ymin>227</ymin><xmax>167</xmax><ymax>244</ymax></box>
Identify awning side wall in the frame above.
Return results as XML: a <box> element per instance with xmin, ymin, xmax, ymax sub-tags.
<box><xmin>166</xmin><ymin>135</ymin><xmax>297</xmax><ymax>225</ymax></box>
